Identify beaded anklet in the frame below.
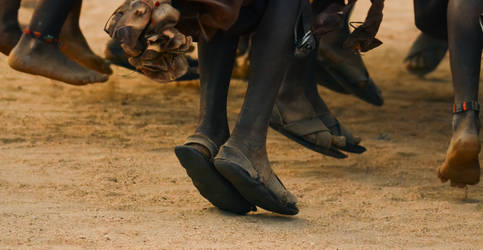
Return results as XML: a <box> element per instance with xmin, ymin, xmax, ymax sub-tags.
<box><xmin>24</xmin><ymin>28</ymin><xmax>59</xmax><ymax>44</ymax></box>
<box><xmin>453</xmin><ymin>101</ymin><xmax>480</xmax><ymax>114</ymax></box>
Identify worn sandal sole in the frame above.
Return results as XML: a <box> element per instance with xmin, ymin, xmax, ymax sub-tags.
<box><xmin>214</xmin><ymin>158</ymin><xmax>299</xmax><ymax>215</ymax></box>
<box><xmin>339</xmin><ymin>143</ymin><xmax>366</xmax><ymax>154</ymax></box>
<box><xmin>269</xmin><ymin>123</ymin><xmax>347</xmax><ymax>159</ymax></box>
<box><xmin>175</xmin><ymin>145</ymin><xmax>255</xmax><ymax>214</ymax></box>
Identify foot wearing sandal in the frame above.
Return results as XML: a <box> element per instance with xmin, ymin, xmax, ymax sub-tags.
<box><xmin>175</xmin><ymin>133</ymin><xmax>255</xmax><ymax>214</ymax></box>
<box><xmin>405</xmin><ymin>33</ymin><xmax>448</xmax><ymax>77</ymax></box>
<box><xmin>214</xmin><ymin>139</ymin><xmax>298</xmax><ymax>215</ymax></box>
<box><xmin>271</xmin><ymin>99</ymin><xmax>348</xmax><ymax>158</ymax></box>
<box><xmin>439</xmin><ymin>102</ymin><xmax>481</xmax><ymax>187</ymax></box>
<box><xmin>318</xmin><ymin>112</ymin><xmax>365</xmax><ymax>154</ymax></box>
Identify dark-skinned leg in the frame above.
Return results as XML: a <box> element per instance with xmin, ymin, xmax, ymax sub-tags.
<box><xmin>60</xmin><ymin>0</ymin><xmax>112</xmax><ymax>75</ymax></box>
<box><xmin>439</xmin><ymin>0</ymin><xmax>482</xmax><ymax>187</ymax></box>
<box><xmin>175</xmin><ymin>31</ymin><xmax>255</xmax><ymax>214</ymax></box>
<box><xmin>214</xmin><ymin>0</ymin><xmax>302</xmax><ymax>215</ymax></box>
<box><xmin>8</xmin><ymin>0</ymin><xmax>108</xmax><ymax>85</ymax></box>
<box><xmin>303</xmin><ymin>56</ymin><xmax>366</xmax><ymax>153</ymax></box>
<box><xmin>0</xmin><ymin>0</ymin><xmax>22</xmax><ymax>55</ymax></box>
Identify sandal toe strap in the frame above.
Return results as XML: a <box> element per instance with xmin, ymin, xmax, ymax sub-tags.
<box><xmin>284</xmin><ymin>117</ymin><xmax>330</xmax><ymax>137</ymax></box>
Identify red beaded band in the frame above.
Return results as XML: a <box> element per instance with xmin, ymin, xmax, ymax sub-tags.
<box><xmin>24</xmin><ymin>28</ymin><xmax>59</xmax><ymax>44</ymax></box>
<box><xmin>453</xmin><ymin>101</ymin><xmax>480</xmax><ymax>113</ymax></box>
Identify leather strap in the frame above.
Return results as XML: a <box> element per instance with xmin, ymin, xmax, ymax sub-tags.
<box><xmin>185</xmin><ymin>134</ymin><xmax>219</xmax><ymax>158</ymax></box>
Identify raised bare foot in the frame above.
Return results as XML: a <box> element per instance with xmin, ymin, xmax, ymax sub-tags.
<box><xmin>214</xmin><ymin>139</ymin><xmax>299</xmax><ymax>215</ymax></box>
<box><xmin>0</xmin><ymin>20</ymin><xmax>22</xmax><ymax>55</ymax></box>
<box><xmin>8</xmin><ymin>35</ymin><xmax>108</xmax><ymax>85</ymax></box>
<box><xmin>60</xmin><ymin>26</ymin><xmax>112</xmax><ymax>75</ymax></box>
<box><xmin>439</xmin><ymin>110</ymin><xmax>481</xmax><ymax>187</ymax></box>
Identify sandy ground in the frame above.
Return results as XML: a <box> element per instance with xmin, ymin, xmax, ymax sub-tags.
<box><xmin>0</xmin><ymin>1</ymin><xmax>482</xmax><ymax>249</ymax></box>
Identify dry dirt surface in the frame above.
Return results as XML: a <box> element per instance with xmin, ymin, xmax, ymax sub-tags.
<box><xmin>0</xmin><ymin>1</ymin><xmax>482</xmax><ymax>249</ymax></box>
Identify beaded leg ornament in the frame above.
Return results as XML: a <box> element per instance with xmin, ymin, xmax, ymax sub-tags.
<box><xmin>453</xmin><ymin>101</ymin><xmax>480</xmax><ymax>114</ymax></box>
<box><xmin>24</xmin><ymin>28</ymin><xmax>60</xmax><ymax>45</ymax></box>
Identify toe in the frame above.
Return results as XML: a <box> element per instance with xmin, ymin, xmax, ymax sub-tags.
<box><xmin>331</xmin><ymin>135</ymin><xmax>347</xmax><ymax>148</ymax></box>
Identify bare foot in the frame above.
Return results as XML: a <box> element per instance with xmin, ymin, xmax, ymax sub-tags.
<box><xmin>60</xmin><ymin>27</ymin><xmax>112</xmax><ymax>75</ymax></box>
<box><xmin>439</xmin><ymin>111</ymin><xmax>481</xmax><ymax>187</ymax></box>
<box><xmin>0</xmin><ymin>20</ymin><xmax>22</xmax><ymax>55</ymax></box>
<box><xmin>8</xmin><ymin>35</ymin><xmax>108</xmax><ymax>85</ymax></box>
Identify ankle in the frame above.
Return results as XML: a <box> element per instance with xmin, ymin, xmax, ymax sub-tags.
<box><xmin>24</xmin><ymin>28</ymin><xmax>60</xmax><ymax>44</ymax></box>
<box><xmin>452</xmin><ymin>111</ymin><xmax>480</xmax><ymax>134</ymax></box>
<box><xmin>230</xmin><ymin>128</ymin><xmax>266</xmax><ymax>149</ymax></box>
<box><xmin>196</xmin><ymin>126</ymin><xmax>230</xmax><ymax>146</ymax></box>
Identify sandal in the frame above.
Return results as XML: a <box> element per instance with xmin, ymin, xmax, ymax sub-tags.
<box><xmin>318</xmin><ymin>113</ymin><xmax>366</xmax><ymax>154</ymax></box>
<box><xmin>214</xmin><ymin>142</ymin><xmax>299</xmax><ymax>215</ymax></box>
<box><xmin>269</xmin><ymin>105</ymin><xmax>348</xmax><ymax>159</ymax></box>
<box><xmin>174</xmin><ymin>134</ymin><xmax>255</xmax><ymax>214</ymax></box>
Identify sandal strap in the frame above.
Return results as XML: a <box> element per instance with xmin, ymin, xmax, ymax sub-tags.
<box><xmin>185</xmin><ymin>134</ymin><xmax>219</xmax><ymax>158</ymax></box>
<box><xmin>316</xmin><ymin>113</ymin><xmax>338</xmax><ymax>128</ymax></box>
<box><xmin>453</xmin><ymin>101</ymin><xmax>480</xmax><ymax>114</ymax></box>
<box><xmin>271</xmin><ymin>105</ymin><xmax>331</xmax><ymax>136</ymax></box>
<box><xmin>284</xmin><ymin>117</ymin><xmax>330</xmax><ymax>136</ymax></box>
<box><xmin>216</xmin><ymin>143</ymin><xmax>258</xmax><ymax>179</ymax></box>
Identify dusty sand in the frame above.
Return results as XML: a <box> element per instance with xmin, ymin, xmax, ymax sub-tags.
<box><xmin>0</xmin><ymin>1</ymin><xmax>482</xmax><ymax>249</ymax></box>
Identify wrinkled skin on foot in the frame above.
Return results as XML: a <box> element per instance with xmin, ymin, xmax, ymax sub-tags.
<box><xmin>106</xmin><ymin>0</ymin><xmax>193</xmax><ymax>82</ymax></box>
<box><xmin>439</xmin><ymin>112</ymin><xmax>481</xmax><ymax>187</ymax></box>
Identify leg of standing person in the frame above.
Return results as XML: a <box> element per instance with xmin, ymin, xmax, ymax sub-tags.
<box><xmin>439</xmin><ymin>0</ymin><xmax>483</xmax><ymax>187</ymax></box>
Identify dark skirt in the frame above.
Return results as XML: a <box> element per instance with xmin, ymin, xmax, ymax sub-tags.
<box><xmin>413</xmin><ymin>0</ymin><xmax>448</xmax><ymax>40</ymax></box>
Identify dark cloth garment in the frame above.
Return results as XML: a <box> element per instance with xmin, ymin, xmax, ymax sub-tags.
<box><xmin>173</xmin><ymin>0</ymin><xmax>249</xmax><ymax>40</ymax></box>
<box><xmin>413</xmin><ymin>0</ymin><xmax>448</xmax><ymax>40</ymax></box>
<box><xmin>227</xmin><ymin>0</ymin><xmax>267</xmax><ymax>35</ymax></box>
<box><xmin>312</xmin><ymin>0</ymin><xmax>344</xmax><ymax>15</ymax></box>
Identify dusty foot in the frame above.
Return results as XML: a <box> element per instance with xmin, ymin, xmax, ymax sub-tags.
<box><xmin>439</xmin><ymin>111</ymin><xmax>481</xmax><ymax>187</ymax></box>
<box><xmin>0</xmin><ymin>20</ymin><xmax>22</xmax><ymax>55</ymax></box>
<box><xmin>275</xmin><ymin>94</ymin><xmax>348</xmax><ymax>148</ymax></box>
<box><xmin>319</xmin><ymin>112</ymin><xmax>362</xmax><ymax>147</ymax></box>
<box><xmin>214</xmin><ymin>138</ymin><xmax>298</xmax><ymax>215</ymax></box>
<box><xmin>60</xmin><ymin>28</ymin><xmax>112</xmax><ymax>75</ymax></box>
<box><xmin>175</xmin><ymin>133</ymin><xmax>255</xmax><ymax>214</ymax></box>
<box><xmin>8</xmin><ymin>35</ymin><xmax>109</xmax><ymax>85</ymax></box>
